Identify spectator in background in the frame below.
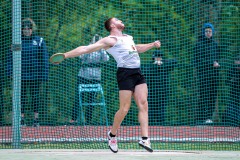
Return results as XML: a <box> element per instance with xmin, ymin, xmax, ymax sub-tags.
<box><xmin>7</xmin><ymin>18</ymin><xmax>49</xmax><ymax>127</ymax></box>
<box><xmin>222</xmin><ymin>55</ymin><xmax>240</xmax><ymax>127</ymax></box>
<box><xmin>193</xmin><ymin>23</ymin><xmax>220</xmax><ymax>125</ymax></box>
<box><xmin>142</xmin><ymin>50</ymin><xmax>177</xmax><ymax>125</ymax></box>
<box><xmin>70</xmin><ymin>34</ymin><xmax>109</xmax><ymax>125</ymax></box>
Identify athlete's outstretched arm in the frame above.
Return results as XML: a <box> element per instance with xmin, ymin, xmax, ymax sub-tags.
<box><xmin>64</xmin><ymin>38</ymin><xmax>109</xmax><ymax>58</ymax></box>
<box><xmin>49</xmin><ymin>37</ymin><xmax>114</xmax><ymax>64</ymax></box>
<box><xmin>136</xmin><ymin>40</ymin><xmax>161</xmax><ymax>53</ymax></box>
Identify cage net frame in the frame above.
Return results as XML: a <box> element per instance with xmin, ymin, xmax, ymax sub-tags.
<box><xmin>0</xmin><ymin>0</ymin><xmax>239</xmax><ymax>150</ymax></box>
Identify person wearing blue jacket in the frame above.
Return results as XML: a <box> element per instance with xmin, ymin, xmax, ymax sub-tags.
<box><xmin>141</xmin><ymin>50</ymin><xmax>177</xmax><ymax>126</ymax></box>
<box><xmin>193</xmin><ymin>23</ymin><xmax>220</xmax><ymax>125</ymax></box>
<box><xmin>7</xmin><ymin>18</ymin><xmax>49</xmax><ymax>127</ymax></box>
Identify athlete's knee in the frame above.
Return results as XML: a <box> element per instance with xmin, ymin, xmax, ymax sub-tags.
<box><xmin>138</xmin><ymin>99</ymin><xmax>148</xmax><ymax>112</ymax></box>
<box><xmin>138</xmin><ymin>98</ymin><xmax>148</xmax><ymax>107</ymax></box>
<box><xmin>118</xmin><ymin>107</ymin><xmax>130</xmax><ymax>116</ymax></box>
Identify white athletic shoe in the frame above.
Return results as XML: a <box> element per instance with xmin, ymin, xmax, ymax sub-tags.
<box><xmin>107</xmin><ymin>131</ymin><xmax>118</xmax><ymax>153</ymax></box>
<box><xmin>138</xmin><ymin>139</ymin><xmax>153</xmax><ymax>152</ymax></box>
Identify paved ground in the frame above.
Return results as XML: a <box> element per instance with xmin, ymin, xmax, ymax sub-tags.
<box><xmin>0</xmin><ymin>150</ymin><xmax>239</xmax><ymax>160</ymax></box>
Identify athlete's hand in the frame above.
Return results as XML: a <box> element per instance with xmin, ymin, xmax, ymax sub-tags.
<box><xmin>153</xmin><ymin>40</ymin><xmax>161</xmax><ymax>48</ymax></box>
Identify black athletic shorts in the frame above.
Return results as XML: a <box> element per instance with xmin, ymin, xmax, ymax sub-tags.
<box><xmin>116</xmin><ymin>67</ymin><xmax>146</xmax><ymax>92</ymax></box>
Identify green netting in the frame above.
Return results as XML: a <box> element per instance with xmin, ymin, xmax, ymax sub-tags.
<box><xmin>0</xmin><ymin>0</ymin><xmax>239</xmax><ymax>150</ymax></box>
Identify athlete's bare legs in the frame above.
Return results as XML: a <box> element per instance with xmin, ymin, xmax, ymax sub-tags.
<box><xmin>110</xmin><ymin>90</ymin><xmax>132</xmax><ymax>135</ymax></box>
<box><xmin>108</xmin><ymin>83</ymin><xmax>151</xmax><ymax>153</ymax></box>
<box><xmin>110</xmin><ymin>83</ymin><xmax>149</xmax><ymax>137</ymax></box>
<box><xmin>133</xmin><ymin>83</ymin><xmax>149</xmax><ymax>137</ymax></box>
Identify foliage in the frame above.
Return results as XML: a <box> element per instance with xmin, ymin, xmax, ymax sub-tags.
<box><xmin>0</xmin><ymin>0</ymin><xmax>239</xmax><ymax>125</ymax></box>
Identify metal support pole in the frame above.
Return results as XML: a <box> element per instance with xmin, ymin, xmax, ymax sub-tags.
<box><xmin>12</xmin><ymin>0</ymin><xmax>22</xmax><ymax>149</ymax></box>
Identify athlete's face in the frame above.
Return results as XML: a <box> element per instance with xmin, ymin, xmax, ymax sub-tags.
<box><xmin>111</xmin><ymin>18</ymin><xmax>125</xmax><ymax>31</ymax></box>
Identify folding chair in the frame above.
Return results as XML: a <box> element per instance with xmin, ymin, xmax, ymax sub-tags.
<box><xmin>78</xmin><ymin>84</ymin><xmax>108</xmax><ymax>126</ymax></box>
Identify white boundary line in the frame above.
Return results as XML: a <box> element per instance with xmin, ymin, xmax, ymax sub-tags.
<box><xmin>1</xmin><ymin>137</ymin><xmax>239</xmax><ymax>143</ymax></box>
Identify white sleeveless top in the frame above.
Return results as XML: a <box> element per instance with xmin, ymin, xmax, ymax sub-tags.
<box><xmin>106</xmin><ymin>34</ymin><xmax>140</xmax><ymax>68</ymax></box>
